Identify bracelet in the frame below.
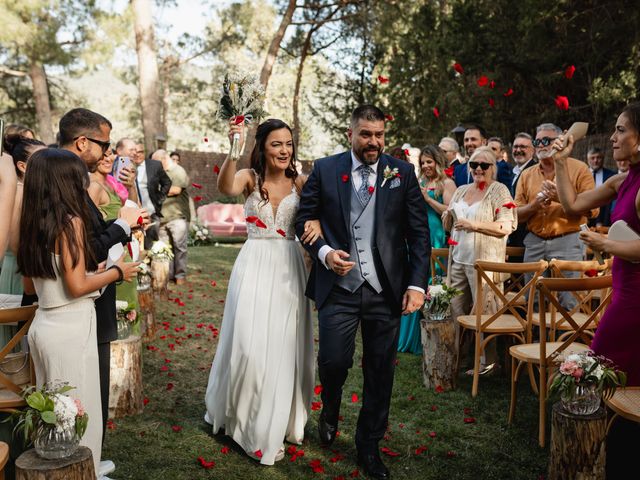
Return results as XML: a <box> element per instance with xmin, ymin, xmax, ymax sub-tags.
<box><xmin>109</xmin><ymin>265</ymin><xmax>124</xmax><ymax>284</ymax></box>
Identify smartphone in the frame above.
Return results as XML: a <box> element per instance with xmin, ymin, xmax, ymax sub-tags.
<box><xmin>114</xmin><ymin>156</ymin><xmax>133</xmax><ymax>181</ymax></box>
<box><xmin>0</xmin><ymin>118</ymin><xmax>5</xmax><ymax>156</ymax></box>
<box><xmin>579</xmin><ymin>223</ymin><xmax>604</xmax><ymax>265</ymax></box>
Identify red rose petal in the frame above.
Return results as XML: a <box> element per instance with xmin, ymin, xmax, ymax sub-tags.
<box><xmin>197</xmin><ymin>456</ymin><xmax>215</xmax><ymax>469</ymax></box>
<box><xmin>245</xmin><ymin>216</ymin><xmax>258</xmax><ymax>223</ymax></box>
<box><xmin>430</xmin><ymin>405</ymin><xmax>438</xmax><ymax>411</ymax></box>
<box><xmin>453</xmin><ymin>62</ymin><xmax>464</xmax><ymax>74</ymax></box>
<box><xmin>403</xmin><ymin>149</ymin><xmax>410</xmax><ymax>157</ymax></box>
<box><xmin>429</xmin><ymin>431</ymin><xmax>437</xmax><ymax>438</ymax></box>
<box><xmin>221</xmin><ymin>446</ymin><xmax>229</xmax><ymax>454</ymax></box>
<box><xmin>585</xmin><ymin>269</ymin><xmax>598</xmax><ymax>278</ymax></box>
<box><xmin>137</xmin><ymin>216</ymin><xmax>143</xmax><ymax>226</ymax></box>
<box><xmin>193</xmin><ymin>196</ymin><xmax>203</xmax><ymax>202</ymax></box>
<box><xmin>384</xmin><ymin>114</ymin><xmax>394</xmax><ymax>122</ymax></box>
<box><xmin>254</xmin><ymin>449</ymin><xmax>263</xmax><ymax>458</ymax></box>
<box><xmin>444</xmin><ymin>166</ymin><xmax>454</xmax><ymax>177</ymax></box>
<box><xmin>368</xmin><ymin>186</ymin><xmax>375</xmax><ymax>194</ymax></box>
<box><xmin>377</xmin><ymin>75</ymin><xmax>389</xmax><ymax>84</ymax></box>
<box><xmin>210</xmin><ymin>281</ymin><xmax>217</xmax><ymax>287</ymax></box>
<box><xmin>463</xmin><ymin>417</ymin><xmax>476</xmax><ymax>423</ymax></box>
<box><xmin>488</xmin><ymin>98</ymin><xmax>495</xmax><ymax>108</ymax></box>
<box><xmin>564</xmin><ymin>65</ymin><xmax>576</xmax><ymax>79</ymax></box>
<box><xmin>495</xmin><ymin>208</ymin><xmax>500</xmax><ymax>214</ymax></box>
<box><xmin>314</xmin><ymin>384</ymin><xmax>323</xmax><ymax>395</ymax></box>
<box><xmin>504</xmin><ymin>88</ymin><xmax>514</xmax><ymax>97</ymax></box>
<box><xmin>341</xmin><ymin>174</ymin><xmax>349</xmax><ymax>183</ymax></box>
<box><xmin>447</xmin><ymin>238</ymin><xmax>458</xmax><ymax>246</ymax></box>
<box><xmin>143</xmin><ymin>397</ymin><xmax>149</xmax><ymax>406</ymax></box>
<box><xmin>192</xmin><ymin>183</ymin><xmax>202</xmax><ymax>189</ymax></box>
<box><xmin>489</xmin><ymin>80</ymin><xmax>496</xmax><ymax>89</ymax></box>
<box><xmin>555</xmin><ymin>95</ymin><xmax>570</xmax><ymax>111</ymax></box>
<box><xmin>381</xmin><ymin>446</ymin><xmax>400</xmax><ymax>457</ymax></box>
<box><xmin>432</xmin><ymin>107</ymin><xmax>440</xmax><ymax>119</ymax></box>
<box><xmin>172</xmin><ymin>425</ymin><xmax>182</xmax><ymax>432</ymax></box>
<box><xmin>203</xmin><ymin>137</ymin><xmax>209</xmax><ymax>143</ymax></box>
<box><xmin>233</xmin><ymin>115</ymin><xmax>245</xmax><ymax>125</ymax></box>
<box><xmin>477</xmin><ymin>75</ymin><xmax>489</xmax><ymax>87</ymax></box>
<box><xmin>213</xmin><ymin>165</ymin><xmax>220</xmax><ymax>174</ymax></box>
<box><xmin>435</xmin><ymin>385</ymin><xmax>445</xmax><ymax>393</ymax></box>
<box><xmin>311</xmin><ymin>401</ymin><xmax>322</xmax><ymax>411</ymax></box>
<box><xmin>351</xmin><ymin>393</ymin><xmax>359</xmax><ymax>403</ymax></box>
<box><xmin>167</xmin><ymin>383</ymin><xmax>174</xmax><ymax>391</ymax></box>
<box><xmin>502</xmin><ymin>202</ymin><xmax>517</xmax><ymax>209</ymax></box>
<box><xmin>255</xmin><ymin>219</ymin><xmax>267</xmax><ymax>228</ymax></box>
<box><xmin>478</xmin><ymin>181</ymin><xmax>486</xmax><ymax>191</ymax></box>
<box><xmin>415</xmin><ymin>445</ymin><xmax>428</xmax><ymax>455</ymax></box>
<box><xmin>276</xmin><ymin>228</ymin><xmax>286</xmax><ymax>237</ymax></box>
<box><xmin>447</xmin><ymin>451</ymin><xmax>456</xmax><ymax>457</ymax></box>
<box><xmin>350</xmin><ymin>470</ymin><xmax>360</xmax><ymax>478</ymax></box>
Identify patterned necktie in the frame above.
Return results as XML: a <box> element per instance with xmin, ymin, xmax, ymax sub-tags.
<box><xmin>357</xmin><ymin>164</ymin><xmax>372</xmax><ymax>205</ymax></box>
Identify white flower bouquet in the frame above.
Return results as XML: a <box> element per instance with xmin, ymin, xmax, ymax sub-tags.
<box><xmin>148</xmin><ymin>240</ymin><xmax>174</xmax><ymax>261</ymax></box>
<box><xmin>549</xmin><ymin>351</ymin><xmax>626</xmax><ymax>400</ymax></box>
<box><xmin>424</xmin><ymin>279</ymin><xmax>462</xmax><ymax>320</ymax></box>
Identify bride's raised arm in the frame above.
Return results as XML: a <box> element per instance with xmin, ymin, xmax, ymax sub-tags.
<box><xmin>217</xmin><ymin>120</ymin><xmax>255</xmax><ymax>197</ymax></box>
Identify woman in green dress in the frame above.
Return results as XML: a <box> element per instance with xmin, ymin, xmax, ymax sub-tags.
<box><xmin>397</xmin><ymin>146</ymin><xmax>455</xmax><ymax>354</ymax></box>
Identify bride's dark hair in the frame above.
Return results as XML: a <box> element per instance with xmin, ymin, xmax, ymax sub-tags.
<box><xmin>18</xmin><ymin>148</ymin><xmax>98</xmax><ymax>278</ymax></box>
<box><xmin>250</xmin><ymin>119</ymin><xmax>298</xmax><ymax>203</ymax></box>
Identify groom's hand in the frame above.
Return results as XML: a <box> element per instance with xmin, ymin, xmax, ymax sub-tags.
<box><xmin>402</xmin><ymin>289</ymin><xmax>425</xmax><ymax>315</ymax></box>
<box><xmin>326</xmin><ymin>250</ymin><xmax>356</xmax><ymax>276</ymax></box>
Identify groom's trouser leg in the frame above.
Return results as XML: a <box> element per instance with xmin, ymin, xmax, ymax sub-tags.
<box><xmin>355</xmin><ymin>285</ymin><xmax>400</xmax><ymax>454</ymax></box>
<box><xmin>317</xmin><ymin>285</ymin><xmax>361</xmax><ymax>422</ymax></box>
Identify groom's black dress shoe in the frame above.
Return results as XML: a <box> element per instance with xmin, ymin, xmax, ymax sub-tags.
<box><xmin>357</xmin><ymin>452</ymin><xmax>390</xmax><ymax>480</ymax></box>
<box><xmin>318</xmin><ymin>411</ymin><xmax>338</xmax><ymax>447</ymax></box>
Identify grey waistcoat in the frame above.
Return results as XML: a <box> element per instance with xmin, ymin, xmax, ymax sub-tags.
<box><xmin>335</xmin><ymin>183</ymin><xmax>383</xmax><ymax>293</ymax></box>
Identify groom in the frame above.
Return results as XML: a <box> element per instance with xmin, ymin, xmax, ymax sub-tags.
<box><xmin>296</xmin><ymin>105</ymin><xmax>430</xmax><ymax>479</ymax></box>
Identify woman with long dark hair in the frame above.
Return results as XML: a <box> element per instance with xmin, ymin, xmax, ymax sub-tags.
<box><xmin>204</xmin><ymin>119</ymin><xmax>317</xmax><ymax>465</ymax></box>
<box><xmin>18</xmin><ymin>149</ymin><xmax>139</xmax><ymax>476</ymax></box>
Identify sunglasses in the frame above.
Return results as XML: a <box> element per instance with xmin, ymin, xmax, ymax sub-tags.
<box><xmin>469</xmin><ymin>161</ymin><xmax>493</xmax><ymax>171</ymax></box>
<box><xmin>532</xmin><ymin>137</ymin><xmax>557</xmax><ymax>147</ymax></box>
<box><xmin>75</xmin><ymin>136</ymin><xmax>111</xmax><ymax>154</ymax></box>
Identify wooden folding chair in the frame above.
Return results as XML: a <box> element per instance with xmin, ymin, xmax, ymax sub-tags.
<box><xmin>0</xmin><ymin>441</ymin><xmax>7</xmax><ymax>480</ymax></box>
<box><xmin>430</xmin><ymin>247</ymin><xmax>449</xmax><ymax>283</ymax></box>
<box><xmin>0</xmin><ymin>305</ymin><xmax>37</xmax><ymax>410</ymax></box>
<box><xmin>605</xmin><ymin>387</ymin><xmax>640</xmax><ymax>433</ymax></box>
<box><xmin>508</xmin><ymin>275</ymin><xmax>612</xmax><ymax>447</ymax></box>
<box><xmin>456</xmin><ymin>259</ymin><xmax>547</xmax><ymax>397</ymax></box>
<box><xmin>504</xmin><ymin>247</ymin><xmax>528</xmax><ymax>307</ymax></box>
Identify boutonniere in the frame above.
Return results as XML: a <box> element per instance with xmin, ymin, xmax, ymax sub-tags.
<box><xmin>341</xmin><ymin>174</ymin><xmax>349</xmax><ymax>183</ymax></box>
<box><xmin>381</xmin><ymin>166</ymin><xmax>400</xmax><ymax>187</ymax></box>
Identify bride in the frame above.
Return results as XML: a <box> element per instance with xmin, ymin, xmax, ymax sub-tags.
<box><xmin>204</xmin><ymin>118</ymin><xmax>319</xmax><ymax>465</ymax></box>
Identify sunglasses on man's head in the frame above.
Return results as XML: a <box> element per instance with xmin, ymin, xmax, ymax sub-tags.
<box><xmin>469</xmin><ymin>161</ymin><xmax>492</xmax><ymax>171</ymax></box>
<box><xmin>532</xmin><ymin>137</ymin><xmax>557</xmax><ymax>148</ymax></box>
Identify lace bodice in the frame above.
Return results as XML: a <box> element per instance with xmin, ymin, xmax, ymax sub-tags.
<box><xmin>244</xmin><ymin>176</ymin><xmax>299</xmax><ymax>240</ymax></box>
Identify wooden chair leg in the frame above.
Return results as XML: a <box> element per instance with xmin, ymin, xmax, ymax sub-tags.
<box><xmin>471</xmin><ymin>331</ymin><xmax>482</xmax><ymax>397</ymax></box>
<box><xmin>508</xmin><ymin>356</ymin><xmax>518</xmax><ymax>423</ymax></box>
<box><xmin>454</xmin><ymin>325</ymin><xmax>464</xmax><ymax>375</ymax></box>
<box><xmin>539</xmin><ymin>365</ymin><xmax>547</xmax><ymax>448</ymax></box>
<box><xmin>527</xmin><ymin>363</ymin><xmax>539</xmax><ymax>396</ymax></box>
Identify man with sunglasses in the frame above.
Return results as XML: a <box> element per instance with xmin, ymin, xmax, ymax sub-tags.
<box><xmin>514</xmin><ymin>123</ymin><xmax>598</xmax><ymax>308</ymax></box>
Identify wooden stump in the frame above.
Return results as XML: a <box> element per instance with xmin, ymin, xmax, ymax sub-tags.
<box><xmin>15</xmin><ymin>446</ymin><xmax>95</xmax><ymax>480</ymax></box>
<box><xmin>137</xmin><ymin>286</ymin><xmax>156</xmax><ymax>341</ymax></box>
<box><xmin>420</xmin><ymin>317</ymin><xmax>457</xmax><ymax>391</ymax></box>
<box><xmin>109</xmin><ymin>335</ymin><xmax>143</xmax><ymax>418</ymax></box>
<box><xmin>151</xmin><ymin>259</ymin><xmax>170</xmax><ymax>301</ymax></box>
<box><xmin>548</xmin><ymin>402</ymin><xmax>606</xmax><ymax>480</ymax></box>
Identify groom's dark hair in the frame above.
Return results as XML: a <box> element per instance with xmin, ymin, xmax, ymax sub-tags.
<box><xmin>350</xmin><ymin>105</ymin><xmax>385</xmax><ymax>128</ymax></box>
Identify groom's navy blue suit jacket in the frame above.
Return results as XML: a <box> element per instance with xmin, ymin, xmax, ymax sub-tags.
<box><xmin>295</xmin><ymin>151</ymin><xmax>431</xmax><ymax>310</ymax></box>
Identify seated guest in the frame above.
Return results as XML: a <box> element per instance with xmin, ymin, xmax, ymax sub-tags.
<box><xmin>515</xmin><ymin>123</ymin><xmax>597</xmax><ymax>309</ymax></box>
<box><xmin>443</xmin><ymin>147</ymin><xmax>517</xmax><ymax>374</ymax></box>
<box><xmin>587</xmin><ymin>147</ymin><xmax>616</xmax><ymax>227</ymax></box>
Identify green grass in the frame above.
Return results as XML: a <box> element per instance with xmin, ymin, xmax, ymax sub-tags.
<box><xmin>103</xmin><ymin>245</ymin><xmax>549</xmax><ymax>479</ymax></box>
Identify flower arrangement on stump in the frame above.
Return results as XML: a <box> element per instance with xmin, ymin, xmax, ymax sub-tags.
<box><xmin>116</xmin><ymin>300</ymin><xmax>137</xmax><ymax>340</ymax></box>
<box><xmin>10</xmin><ymin>383</ymin><xmax>88</xmax><ymax>459</ymax></box>
<box><xmin>148</xmin><ymin>240</ymin><xmax>173</xmax><ymax>296</ymax></box>
<box><xmin>549</xmin><ymin>351</ymin><xmax>626</xmax><ymax>415</ymax></box>
<box><xmin>423</xmin><ymin>279</ymin><xmax>462</xmax><ymax>321</ymax></box>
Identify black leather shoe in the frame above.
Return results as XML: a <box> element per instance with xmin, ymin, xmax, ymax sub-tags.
<box><xmin>318</xmin><ymin>411</ymin><xmax>338</xmax><ymax>447</ymax></box>
<box><xmin>357</xmin><ymin>452</ymin><xmax>390</xmax><ymax>480</ymax></box>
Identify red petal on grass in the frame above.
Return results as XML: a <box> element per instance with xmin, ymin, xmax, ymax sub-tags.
<box><xmin>432</xmin><ymin>107</ymin><xmax>440</xmax><ymax>119</ymax></box>
<box><xmin>276</xmin><ymin>228</ymin><xmax>286</xmax><ymax>237</ymax></box>
<box><xmin>488</xmin><ymin>98</ymin><xmax>495</xmax><ymax>108</ymax></box>
<box><xmin>377</xmin><ymin>75</ymin><xmax>389</xmax><ymax>84</ymax></box>
<box><xmin>143</xmin><ymin>397</ymin><xmax>149</xmax><ymax>406</ymax></box>
<box><xmin>380</xmin><ymin>447</ymin><xmax>400</xmax><ymax>457</ymax></box>
<box><xmin>463</xmin><ymin>407</ymin><xmax>473</xmax><ymax>414</ymax></box>
<box><xmin>555</xmin><ymin>95</ymin><xmax>570</xmax><ymax>110</ymax></box>
<box><xmin>463</xmin><ymin>417</ymin><xmax>476</xmax><ymax>423</ymax></box>
<box><xmin>309</xmin><ymin>459</ymin><xmax>324</xmax><ymax>473</ymax></box>
<box><xmin>172</xmin><ymin>425</ymin><xmax>182</xmax><ymax>432</ymax></box>
<box><xmin>453</xmin><ymin>62</ymin><xmax>464</xmax><ymax>74</ymax></box>
<box><xmin>193</xmin><ymin>196</ymin><xmax>203</xmax><ymax>202</ymax></box>
<box><xmin>429</xmin><ymin>431</ymin><xmax>437</xmax><ymax>438</ymax></box>
<box><xmin>446</xmin><ymin>451</ymin><xmax>456</xmax><ymax>457</ymax></box>
<box><xmin>350</xmin><ymin>470</ymin><xmax>360</xmax><ymax>478</ymax></box>
<box><xmin>430</xmin><ymin>405</ymin><xmax>438</xmax><ymax>411</ymax></box>
<box><xmin>314</xmin><ymin>384</ymin><xmax>323</xmax><ymax>395</ymax></box>
<box><xmin>435</xmin><ymin>385</ymin><xmax>445</xmax><ymax>393</ymax></box>
<box><xmin>213</xmin><ymin>165</ymin><xmax>220</xmax><ymax>174</ymax></box>
<box><xmin>192</xmin><ymin>183</ymin><xmax>202</xmax><ymax>189</ymax></box>
<box><xmin>407</xmin><ymin>395</ymin><xmax>415</xmax><ymax>401</ymax></box>
<box><xmin>254</xmin><ymin>450</ymin><xmax>263</xmax><ymax>458</ymax></box>
<box><xmin>564</xmin><ymin>65</ymin><xmax>576</xmax><ymax>79</ymax></box>
<box><xmin>210</xmin><ymin>281</ymin><xmax>217</xmax><ymax>287</ymax></box>
<box><xmin>167</xmin><ymin>383</ymin><xmax>174</xmax><ymax>391</ymax></box>
<box><xmin>221</xmin><ymin>446</ymin><xmax>230</xmax><ymax>454</ymax></box>
<box><xmin>504</xmin><ymin>88</ymin><xmax>514</xmax><ymax>97</ymax></box>
<box><xmin>502</xmin><ymin>202</ymin><xmax>517</xmax><ymax>209</ymax></box>
<box><xmin>107</xmin><ymin>419</ymin><xmax>116</xmax><ymax>430</ymax></box>
<box><xmin>477</xmin><ymin>75</ymin><xmax>489</xmax><ymax>87</ymax></box>
<box><xmin>351</xmin><ymin>393</ymin><xmax>359</xmax><ymax>403</ymax></box>
<box><xmin>255</xmin><ymin>219</ymin><xmax>267</xmax><ymax>228</ymax></box>
<box><xmin>489</xmin><ymin>80</ymin><xmax>496</xmax><ymax>89</ymax></box>
<box><xmin>384</xmin><ymin>114</ymin><xmax>394</xmax><ymax>122</ymax></box>
<box><xmin>415</xmin><ymin>445</ymin><xmax>428</xmax><ymax>455</ymax></box>
<box><xmin>311</xmin><ymin>401</ymin><xmax>322</xmax><ymax>411</ymax></box>
<box><xmin>447</xmin><ymin>238</ymin><xmax>458</xmax><ymax>246</ymax></box>
<box><xmin>160</xmin><ymin>365</ymin><xmax>168</xmax><ymax>372</ymax></box>
<box><xmin>197</xmin><ymin>456</ymin><xmax>215</xmax><ymax>469</ymax></box>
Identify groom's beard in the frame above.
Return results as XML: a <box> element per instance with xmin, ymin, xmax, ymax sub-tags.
<box><xmin>355</xmin><ymin>146</ymin><xmax>383</xmax><ymax>165</ymax></box>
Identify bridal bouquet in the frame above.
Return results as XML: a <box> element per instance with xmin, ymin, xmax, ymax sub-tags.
<box><xmin>424</xmin><ymin>279</ymin><xmax>462</xmax><ymax>321</ymax></box>
<box><xmin>217</xmin><ymin>72</ymin><xmax>267</xmax><ymax>160</ymax></box>
<box><xmin>11</xmin><ymin>383</ymin><xmax>88</xmax><ymax>448</ymax></box>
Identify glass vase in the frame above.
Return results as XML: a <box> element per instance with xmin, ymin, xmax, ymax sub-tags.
<box><xmin>34</xmin><ymin>426</ymin><xmax>79</xmax><ymax>460</ymax></box>
<box><xmin>561</xmin><ymin>383</ymin><xmax>601</xmax><ymax>415</ymax></box>
<box><xmin>427</xmin><ymin>308</ymin><xmax>449</xmax><ymax>322</ymax></box>
<box><xmin>117</xmin><ymin>319</ymin><xmax>131</xmax><ymax>340</ymax></box>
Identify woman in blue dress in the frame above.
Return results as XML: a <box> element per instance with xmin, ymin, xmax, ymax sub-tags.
<box><xmin>398</xmin><ymin>146</ymin><xmax>455</xmax><ymax>353</ymax></box>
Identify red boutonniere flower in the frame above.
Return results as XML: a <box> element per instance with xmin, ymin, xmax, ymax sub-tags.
<box><xmin>447</xmin><ymin>238</ymin><xmax>458</xmax><ymax>246</ymax></box>
<box><xmin>192</xmin><ymin>182</ymin><xmax>202</xmax><ymax>189</ymax></box>
<box><xmin>555</xmin><ymin>95</ymin><xmax>570</xmax><ymax>110</ymax></box>
<box><xmin>477</xmin><ymin>75</ymin><xmax>489</xmax><ymax>87</ymax></box>
<box><xmin>444</xmin><ymin>166</ymin><xmax>454</xmax><ymax>177</ymax></box>
<box><xmin>341</xmin><ymin>174</ymin><xmax>349</xmax><ymax>183</ymax></box>
<box><xmin>384</xmin><ymin>114</ymin><xmax>394</xmax><ymax>122</ymax></box>
<box><xmin>213</xmin><ymin>165</ymin><xmax>220</xmax><ymax>174</ymax></box>
<box><xmin>564</xmin><ymin>65</ymin><xmax>576</xmax><ymax>79</ymax></box>
<box><xmin>503</xmin><ymin>88</ymin><xmax>514</xmax><ymax>97</ymax></box>
<box><xmin>502</xmin><ymin>202</ymin><xmax>517</xmax><ymax>209</ymax></box>
<box><xmin>453</xmin><ymin>62</ymin><xmax>464</xmax><ymax>74</ymax></box>
<box><xmin>377</xmin><ymin>75</ymin><xmax>389</xmax><ymax>84</ymax></box>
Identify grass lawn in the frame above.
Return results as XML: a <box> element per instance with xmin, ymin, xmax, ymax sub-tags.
<box><xmin>103</xmin><ymin>245</ymin><xmax>549</xmax><ymax>479</ymax></box>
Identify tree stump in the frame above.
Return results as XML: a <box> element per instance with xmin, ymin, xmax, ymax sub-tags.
<box><xmin>151</xmin><ymin>258</ymin><xmax>170</xmax><ymax>301</ymax></box>
<box><xmin>109</xmin><ymin>335</ymin><xmax>143</xmax><ymax>418</ymax></box>
<box><xmin>548</xmin><ymin>402</ymin><xmax>606</xmax><ymax>480</ymax></box>
<box><xmin>15</xmin><ymin>446</ymin><xmax>95</xmax><ymax>480</ymax></box>
<box><xmin>137</xmin><ymin>286</ymin><xmax>156</xmax><ymax>341</ymax></box>
<box><xmin>420</xmin><ymin>317</ymin><xmax>457</xmax><ymax>391</ymax></box>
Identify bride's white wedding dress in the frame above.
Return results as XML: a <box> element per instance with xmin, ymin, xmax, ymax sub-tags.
<box><xmin>204</xmin><ymin>175</ymin><xmax>314</xmax><ymax>465</ymax></box>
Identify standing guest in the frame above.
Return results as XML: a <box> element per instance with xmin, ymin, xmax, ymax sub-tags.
<box><xmin>4</xmin><ymin>124</ymin><xmax>35</xmax><ymax>140</ymax></box>
<box><xmin>18</xmin><ymin>148</ymin><xmax>139</xmax><ymax>477</ymax></box>
<box><xmin>507</xmin><ymin>133</ymin><xmax>538</xmax><ymax>259</ymax></box>
<box><xmin>514</xmin><ymin>123</ymin><xmax>597</xmax><ymax>309</ymax></box>
<box><xmin>438</xmin><ymin>136</ymin><xmax>463</xmax><ymax>167</ymax></box>
<box><xmin>205</xmin><ymin>119</ymin><xmax>316</xmax><ymax>465</ymax></box>
<box><xmin>453</xmin><ymin>126</ymin><xmax>512</xmax><ymax>188</ymax></box>
<box><xmin>587</xmin><ymin>147</ymin><xmax>616</xmax><ymax>227</ymax></box>
<box><xmin>296</xmin><ymin>105</ymin><xmax>430</xmax><ymax>480</ymax></box>
<box><xmin>553</xmin><ymin>103</ymin><xmax>640</xmax><ymax>478</ymax></box>
<box><xmin>114</xmin><ymin>137</ymin><xmax>137</xmax><ymax>161</ymax></box>
<box><xmin>131</xmin><ymin>142</ymin><xmax>171</xmax><ymax>248</ymax></box>
<box><xmin>443</xmin><ymin>147</ymin><xmax>517</xmax><ymax>376</ymax></box>
<box><xmin>488</xmin><ymin>137</ymin><xmax>513</xmax><ymax>182</ymax></box>
<box><xmin>59</xmin><ymin>108</ymin><xmax>148</xmax><ymax>480</ymax></box>
<box><xmin>170</xmin><ymin>151</ymin><xmax>181</xmax><ymax>165</ymax></box>
<box><xmin>154</xmin><ymin>150</ymin><xmax>190</xmax><ymax>285</ymax></box>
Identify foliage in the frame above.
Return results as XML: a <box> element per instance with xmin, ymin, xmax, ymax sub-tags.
<box><xmin>9</xmin><ymin>383</ymin><xmax>88</xmax><ymax>446</ymax></box>
<box><xmin>549</xmin><ymin>351</ymin><xmax>626</xmax><ymax>400</ymax></box>
<box><xmin>188</xmin><ymin>221</ymin><xmax>213</xmax><ymax>246</ymax></box>
<box><xmin>148</xmin><ymin>240</ymin><xmax>174</xmax><ymax>261</ymax></box>
<box><xmin>424</xmin><ymin>279</ymin><xmax>462</xmax><ymax>317</ymax></box>
<box><xmin>116</xmin><ymin>300</ymin><xmax>138</xmax><ymax>324</ymax></box>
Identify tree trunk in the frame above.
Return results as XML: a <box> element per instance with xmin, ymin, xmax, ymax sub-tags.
<box><xmin>16</xmin><ymin>447</ymin><xmax>95</xmax><ymax>480</ymax></box>
<box><xmin>292</xmin><ymin>29</ymin><xmax>313</xmax><ymax>148</ymax></box>
<box><xmin>109</xmin><ymin>335</ymin><xmax>143</xmax><ymax>418</ymax></box>
<box><xmin>138</xmin><ymin>286</ymin><xmax>156</xmax><ymax>341</ymax></box>
<box><xmin>132</xmin><ymin>0</ymin><xmax>164</xmax><ymax>154</ymax></box>
<box><xmin>28</xmin><ymin>61</ymin><xmax>54</xmax><ymax>144</ymax></box>
<box><xmin>548</xmin><ymin>402</ymin><xmax>606</xmax><ymax>480</ymax></box>
<box><xmin>421</xmin><ymin>317</ymin><xmax>457</xmax><ymax>391</ymax></box>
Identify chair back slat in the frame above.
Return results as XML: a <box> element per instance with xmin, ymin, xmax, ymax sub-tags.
<box><xmin>0</xmin><ymin>306</ymin><xmax>37</xmax><ymax>398</ymax></box>
<box><xmin>430</xmin><ymin>248</ymin><xmax>449</xmax><ymax>280</ymax></box>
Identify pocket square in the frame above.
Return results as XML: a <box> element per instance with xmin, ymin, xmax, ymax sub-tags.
<box><xmin>389</xmin><ymin>177</ymin><xmax>401</xmax><ymax>189</ymax></box>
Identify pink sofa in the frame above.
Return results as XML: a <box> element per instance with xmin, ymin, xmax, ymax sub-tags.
<box><xmin>197</xmin><ymin>203</ymin><xmax>247</xmax><ymax>237</ymax></box>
